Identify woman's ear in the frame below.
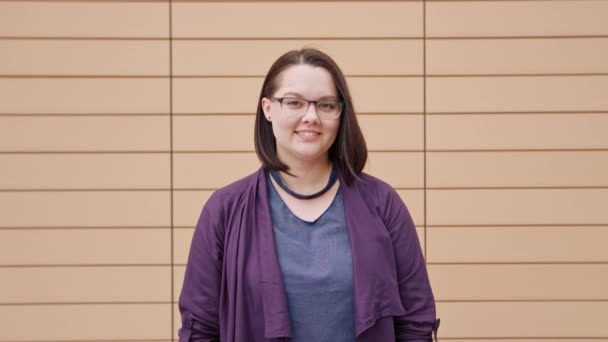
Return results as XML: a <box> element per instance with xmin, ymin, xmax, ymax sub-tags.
<box><xmin>261</xmin><ymin>97</ymin><xmax>272</xmax><ymax>121</ymax></box>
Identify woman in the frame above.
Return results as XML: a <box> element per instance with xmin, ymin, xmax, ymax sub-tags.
<box><xmin>178</xmin><ymin>48</ymin><xmax>440</xmax><ymax>342</ymax></box>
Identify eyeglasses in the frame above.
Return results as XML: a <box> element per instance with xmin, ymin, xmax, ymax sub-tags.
<box><xmin>271</xmin><ymin>96</ymin><xmax>343</xmax><ymax>120</ymax></box>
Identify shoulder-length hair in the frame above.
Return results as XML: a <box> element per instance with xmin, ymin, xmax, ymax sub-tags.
<box><xmin>254</xmin><ymin>48</ymin><xmax>367</xmax><ymax>185</ymax></box>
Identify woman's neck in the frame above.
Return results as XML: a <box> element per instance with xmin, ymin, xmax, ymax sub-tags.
<box><xmin>279</xmin><ymin>157</ymin><xmax>333</xmax><ymax>194</ymax></box>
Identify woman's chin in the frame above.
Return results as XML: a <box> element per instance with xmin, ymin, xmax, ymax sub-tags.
<box><xmin>281</xmin><ymin>148</ymin><xmax>329</xmax><ymax>164</ymax></box>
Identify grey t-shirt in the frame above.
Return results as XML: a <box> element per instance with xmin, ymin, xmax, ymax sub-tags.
<box><xmin>267</xmin><ymin>174</ymin><xmax>355</xmax><ymax>342</ymax></box>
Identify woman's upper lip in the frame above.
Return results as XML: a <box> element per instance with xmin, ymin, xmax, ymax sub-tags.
<box><xmin>295</xmin><ymin>129</ymin><xmax>321</xmax><ymax>133</ymax></box>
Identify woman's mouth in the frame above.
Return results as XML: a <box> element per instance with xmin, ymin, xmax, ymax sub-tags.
<box><xmin>295</xmin><ymin>130</ymin><xmax>320</xmax><ymax>137</ymax></box>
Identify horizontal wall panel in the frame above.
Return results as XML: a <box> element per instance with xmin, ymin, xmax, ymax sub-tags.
<box><xmin>173</xmin><ymin>225</ymin><xmax>425</xmax><ymax>275</ymax></box>
<box><xmin>173</xmin><ymin>152</ymin><xmax>422</xmax><ymax>189</ymax></box>
<box><xmin>427</xmin><ymin>76</ymin><xmax>608</xmax><ymax>113</ymax></box>
<box><xmin>173</xmin><ymin>229</ymin><xmax>427</xmax><ymax>268</ymax></box>
<box><xmin>173</xmin><ymin>152</ymin><xmax>260</xmax><ymax>189</ymax></box>
<box><xmin>0</xmin><ymin>229</ymin><xmax>170</xmax><ymax>265</ymax></box>
<box><xmin>173</xmin><ymin>2</ymin><xmax>422</xmax><ymax>38</ymax></box>
<box><xmin>0</xmin><ymin>78</ymin><xmax>169</xmax><ymax>114</ymax></box>
<box><xmin>426</xmin><ymin>1</ymin><xmax>608</xmax><ymax>37</ymax></box>
<box><xmin>172</xmin><ymin>77</ymin><xmax>260</xmax><ymax>114</ymax></box>
<box><xmin>437</xmin><ymin>302</ymin><xmax>608</xmax><ymax>337</ymax></box>
<box><xmin>349</xmin><ymin>77</ymin><xmax>423</xmax><ymax>113</ymax></box>
<box><xmin>173</xmin><ymin>115</ymin><xmax>254</xmax><ymax>151</ymax></box>
<box><xmin>0</xmin><ymin>116</ymin><xmax>170</xmax><ymax>152</ymax></box>
<box><xmin>0</xmin><ymin>191</ymin><xmax>170</xmax><ymax>227</ymax></box>
<box><xmin>427</xmin><ymin>189</ymin><xmax>608</xmax><ymax>226</ymax></box>
<box><xmin>427</xmin><ymin>113</ymin><xmax>608</xmax><ymax>150</ymax></box>
<box><xmin>173</xmin><ymin>190</ymin><xmax>213</xmax><ymax>227</ymax></box>
<box><xmin>0</xmin><ymin>154</ymin><xmax>170</xmax><ymax>190</ymax></box>
<box><xmin>173</xmin><ymin>77</ymin><xmax>421</xmax><ymax>114</ymax></box>
<box><xmin>429</xmin><ymin>264</ymin><xmax>608</xmax><ymax>301</ymax></box>
<box><xmin>427</xmin><ymin>151</ymin><xmax>608</xmax><ymax>187</ymax></box>
<box><xmin>396</xmin><ymin>189</ymin><xmax>424</xmax><ymax>227</ymax></box>
<box><xmin>174</xmin><ymin>265</ymin><xmax>186</xmax><ymax>299</ymax></box>
<box><xmin>427</xmin><ymin>226</ymin><xmax>608</xmax><ymax>263</ymax></box>
<box><xmin>0</xmin><ymin>2</ymin><xmax>169</xmax><ymax>38</ymax></box>
<box><xmin>364</xmin><ymin>152</ymin><xmax>423</xmax><ymax>188</ymax></box>
<box><xmin>173</xmin><ymin>189</ymin><xmax>424</xmax><ymax>228</ymax></box>
<box><xmin>173</xmin><ymin>114</ymin><xmax>421</xmax><ymax>152</ymax></box>
<box><xmin>0</xmin><ymin>304</ymin><xmax>171</xmax><ymax>340</ymax></box>
<box><xmin>0</xmin><ymin>266</ymin><xmax>170</xmax><ymax>303</ymax></box>
<box><xmin>0</xmin><ymin>40</ymin><xmax>169</xmax><ymax>76</ymax></box>
<box><xmin>173</xmin><ymin>229</ymin><xmax>194</xmax><ymax>265</ymax></box>
<box><xmin>427</xmin><ymin>38</ymin><xmax>608</xmax><ymax>75</ymax></box>
<box><xmin>173</xmin><ymin>39</ymin><xmax>422</xmax><ymax>76</ymax></box>
<box><xmin>174</xmin><ymin>304</ymin><xmax>181</xmax><ymax>339</ymax></box>
<box><xmin>359</xmin><ymin>114</ymin><xmax>423</xmax><ymax>151</ymax></box>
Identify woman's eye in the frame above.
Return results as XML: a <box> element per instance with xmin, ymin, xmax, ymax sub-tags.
<box><xmin>285</xmin><ymin>99</ymin><xmax>304</xmax><ymax>107</ymax></box>
<box><xmin>319</xmin><ymin>102</ymin><xmax>336</xmax><ymax>110</ymax></box>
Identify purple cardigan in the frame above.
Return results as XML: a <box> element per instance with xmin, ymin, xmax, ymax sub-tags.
<box><xmin>178</xmin><ymin>168</ymin><xmax>440</xmax><ymax>341</ymax></box>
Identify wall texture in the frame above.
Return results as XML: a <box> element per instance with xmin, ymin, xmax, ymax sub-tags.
<box><xmin>1</xmin><ymin>0</ymin><xmax>607</xmax><ymax>341</ymax></box>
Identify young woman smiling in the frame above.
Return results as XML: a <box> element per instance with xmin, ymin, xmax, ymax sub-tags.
<box><xmin>178</xmin><ymin>48</ymin><xmax>440</xmax><ymax>342</ymax></box>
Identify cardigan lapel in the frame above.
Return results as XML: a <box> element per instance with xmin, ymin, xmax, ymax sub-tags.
<box><xmin>338</xmin><ymin>172</ymin><xmax>406</xmax><ymax>338</ymax></box>
<box><xmin>253</xmin><ymin>168</ymin><xmax>292</xmax><ymax>338</ymax></box>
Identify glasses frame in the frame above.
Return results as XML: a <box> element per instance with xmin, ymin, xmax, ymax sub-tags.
<box><xmin>270</xmin><ymin>96</ymin><xmax>344</xmax><ymax>120</ymax></box>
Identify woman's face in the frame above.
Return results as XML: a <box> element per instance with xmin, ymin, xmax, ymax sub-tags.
<box><xmin>261</xmin><ymin>64</ymin><xmax>341</xmax><ymax>166</ymax></box>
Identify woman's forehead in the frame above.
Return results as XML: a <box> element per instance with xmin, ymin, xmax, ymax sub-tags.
<box><xmin>275</xmin><ymin>64</ymin><xmax>337</xmax><ymax>97</ymax></box>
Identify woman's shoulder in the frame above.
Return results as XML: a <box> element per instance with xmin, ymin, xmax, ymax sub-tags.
<box><xmin>203</xmin><ymin>168</ymin><xmax>263</xmax><ymax>213</ymax></box>
<box><xmin>353</xmin><ymin>171</ymin><xmax>399</xmax><ymax>198</ymax></box>
<box><xmin>349</xmin><ymin>172</ymin><xmax>409</xmax><ymax>221</ymax></box>
<box><xmin>191</xmin><ymin>169</ymin><xmax>263</xmax><ymax>245</ymax></box>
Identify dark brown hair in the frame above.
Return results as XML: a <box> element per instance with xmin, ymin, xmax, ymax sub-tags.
<box><xmin>254</xmin><ymin>48</ymin><xmax>367</xmax><ymax>185</ymax></box>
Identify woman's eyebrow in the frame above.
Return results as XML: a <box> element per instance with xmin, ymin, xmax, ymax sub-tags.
<box><xmin>282</xmin><ymin>91</ymin><xmax>304</xmax><ymax>98</ymax></box>
<box><xmin>282</xmin><ymin>92</ymin><xmax>338</xmax><ymax>100</ymax></box>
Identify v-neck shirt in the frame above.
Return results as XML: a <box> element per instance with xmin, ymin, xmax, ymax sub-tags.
<box><xmin>266</xmin><ymin>173</ymin><xmax>355</xmax><ymax>342</ymax></box>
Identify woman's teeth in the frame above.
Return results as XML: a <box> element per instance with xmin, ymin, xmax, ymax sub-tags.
<box><xmin>297</xmin><ymin>131</ymin><xmax>319</xmax><ymax>137</ymax></box>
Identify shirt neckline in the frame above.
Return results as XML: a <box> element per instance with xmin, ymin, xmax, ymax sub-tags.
<box><xmin>266</xmin><ymin>171</ymin><xmax>342</xmax><ymax>225</ymax></box>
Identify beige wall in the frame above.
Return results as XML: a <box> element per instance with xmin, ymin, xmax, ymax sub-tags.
<box><xmin>1</xmin><ymin>0</ymin><xmax>608</xmax><ymax>341</ymax></box>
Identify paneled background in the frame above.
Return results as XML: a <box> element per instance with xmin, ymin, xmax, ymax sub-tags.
<box><xmin>1</xmin><ymin>0</ymin><xmax>607</xmax><ymax>341</ymax></box>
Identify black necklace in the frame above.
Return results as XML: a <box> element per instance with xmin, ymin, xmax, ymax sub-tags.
<box><xmin>269</xmin><ymin>165</ymin><xmax>338</xmax><ymax>200</ymax></box>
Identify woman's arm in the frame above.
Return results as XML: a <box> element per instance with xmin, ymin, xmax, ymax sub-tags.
<box><xmin>381</xmin><ymin>187</ymin><xmax>440</xmax><ymax>342</ymax></box>
<box><xmin>178</xmin><ymin>196</ymin><xmax>226</xmax><ymax>342</ymax></box>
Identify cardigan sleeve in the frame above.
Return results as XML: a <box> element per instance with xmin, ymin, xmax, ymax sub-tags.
<box><xmin>178</xmin><ymin>194</ymin><xmax>226</xmax><ymax>342</ymax></box>
<box><xmin>381</xmin><ymin>186</ymin><xmax>441</xmax><ymax>342</ymax></box>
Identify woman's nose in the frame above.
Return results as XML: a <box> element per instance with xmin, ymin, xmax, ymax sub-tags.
<box><xmin>301</xmin><ymin>102</ymin><xmax>320</xmax><ymax>122</ymax></box>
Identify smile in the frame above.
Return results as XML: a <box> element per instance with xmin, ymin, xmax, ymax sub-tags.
<box><xmin>295</xmin><ymin>131</ymin><xmax>320</xmax><ymax>137</ymax></box>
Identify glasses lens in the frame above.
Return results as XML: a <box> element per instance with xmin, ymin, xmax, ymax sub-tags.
<box><xmin>316</xmin><ymin>100</ymin><xmax>342</xmax><ymax>119</ymax></box>
<box><xmin>281</xmin><ymin>97</ymin><xmax>307</xmax><ymax>116</ymax></box>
